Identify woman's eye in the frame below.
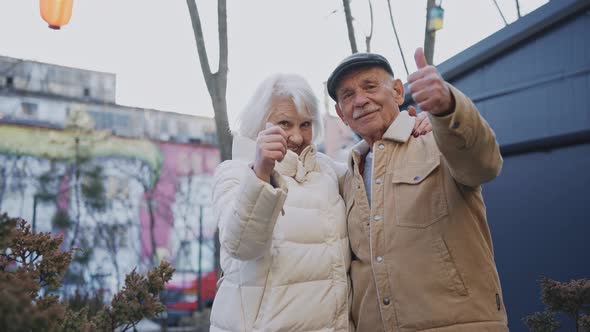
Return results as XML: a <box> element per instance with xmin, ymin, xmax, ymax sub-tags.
<box><xmin>301</xmin><ymin>121</ymin><xmax>311</xmax><ymax>128</ymax></box>
<box><xmin>278</xmin><ymin>121</ymin><xmax>289</xmax><ymax>127</ymax></box>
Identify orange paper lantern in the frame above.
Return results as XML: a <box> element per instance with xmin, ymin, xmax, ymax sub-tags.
<box><xmin>40</xmin><ymin>0</ymin><xmax>73</xmax><ymax>30</ymax></box>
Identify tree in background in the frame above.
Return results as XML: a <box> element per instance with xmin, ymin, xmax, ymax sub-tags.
<box><xmin>0</xmin><ymin>213</ymin><xmax>174</xmax><ymax>332</ymax></box>
<box><xmin>342</xmin><ymin>0</ymin><xmax>374</xmax><ymax>53</ymax></box>
<box><xmin>185</xmin><ymin>0</ymin><xmax>230</xmax><ymax>162</ymax></box>
<box><xmin>523</xmin><ymin>277</ymin><xmax>590</xmax><ymax>332</ymax></box>
<box><xmin>186</xmin><ymin>0</ymin><xmax>228</xmax><ymax>279</ymax></box>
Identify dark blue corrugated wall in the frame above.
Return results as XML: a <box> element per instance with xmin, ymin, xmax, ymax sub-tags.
<box><xmin>409</xmin><ymin>1</ymin><xmax>590</xmax><ymax>330</ymax></box>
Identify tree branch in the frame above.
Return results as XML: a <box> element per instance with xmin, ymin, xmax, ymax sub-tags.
<box><xmin>365</xmin><ymin>0</ymin><xmax>374</xmax><ymax>52</ymax></box>
<box><xmin>342</xmin><ymin>0</ymin><xmax>358</xmax><ymax>53</ymax></box>
<box><xmin>186</xmin><ymin>0</ymin><xmax>213</xmax><ymax>88</ymax></box>
<box><xmin>217</xmin><ymin>0</ymin><xmax>228</xmax><ymax>97</ymax></box>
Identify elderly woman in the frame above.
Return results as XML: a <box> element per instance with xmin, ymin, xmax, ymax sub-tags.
<box><xmin>209</xmin><ymin>73</ymin><xmax>430</xmax><ymax>332</ymax></box>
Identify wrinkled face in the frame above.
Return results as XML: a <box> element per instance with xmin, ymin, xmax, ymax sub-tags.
<box><xmin>267</xmin><ymin>96</ymin><xmax>313</xmax><ymax>155</ymax></box>
<box><xmin>335</xmin><ymin>67</ymin><xmax>404</xmax><ymax>145</ymax></box>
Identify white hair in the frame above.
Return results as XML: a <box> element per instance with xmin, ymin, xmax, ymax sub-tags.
<box><xmin>234</xmin><ymin>73</ymin><xmax>324</xmax><ymax>143</ymax></box>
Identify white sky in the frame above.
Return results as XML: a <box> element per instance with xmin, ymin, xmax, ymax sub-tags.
<box><xmin>0</xmin><ymin>0</ymin><xmax>547</xmax><ymax>125</ymax></box>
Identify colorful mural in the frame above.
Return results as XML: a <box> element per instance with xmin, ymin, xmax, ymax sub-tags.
<box><xmin>0</xmin><ymin>122</ymin><xmax>220</xmax><ymax>294</ymax></box>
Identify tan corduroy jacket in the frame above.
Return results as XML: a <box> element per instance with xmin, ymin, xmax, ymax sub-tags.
<box><xmin>342</xmin><ymin>85</ymin><xmax>508</xmax><ymax>332</ymax></box>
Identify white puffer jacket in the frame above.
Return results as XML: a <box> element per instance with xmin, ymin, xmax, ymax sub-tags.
<box><xmin>210</xmin><ymin>137</ymin><xmax>351</xmax><ymax>332</ymax></box>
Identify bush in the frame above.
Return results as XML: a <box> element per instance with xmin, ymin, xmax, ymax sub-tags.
<box><xmin>524</xmin><ymin>277</ymin><xmax>590</xmax><ymax>332</ymax></box>
<box><xmin>0</xmin><ymin>213</ymin><xmax>174</xmax><ymax>332</ymax></box>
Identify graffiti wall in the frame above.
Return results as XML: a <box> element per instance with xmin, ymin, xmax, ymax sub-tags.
<box><xmin>0</xmin><ymin>123</ymin><xmax>220</xmax><ymax>294</ymax></box>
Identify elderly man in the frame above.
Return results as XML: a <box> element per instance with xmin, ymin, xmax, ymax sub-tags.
<box><xmin>327</xmin><ymin>48</ymin><xmax>508</xmax><ymax>332</ymax></box>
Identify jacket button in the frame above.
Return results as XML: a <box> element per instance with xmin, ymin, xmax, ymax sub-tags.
<box><xmin>378</xmin><ymin>144</ymin><xmax>385</xmax><ymax>150</ymax></box>
<box><xmin>375</xmin><ymin>178</ymin><xmax>382</xmax><ymax>184</ymax></box>
<box><xmin>451</xmin><ymin>121</ymin><xmax>460</xmax><ymax>129</ymax></box>
<box><xmin>373</xmin><ymin>215</ymin><xmax>381</xmax><ymax>221</ymax></box>
<box><xmin>383</xmin><ymin>297</ymin><xmax>391</xmax><ymax>305</ymax></box>
<box><xmin>413</xmin><ymin>176</ymin><xmax>421</xmax><ymax>182</ymax></box>
<box><xmin>376</xmin><ymin>256</ymin><xmax>383</xmax><ymax>263</ymax></box>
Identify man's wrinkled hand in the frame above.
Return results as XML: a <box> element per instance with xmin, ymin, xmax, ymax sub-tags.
<box><xmin>408</xmin><ymin>48</ymin><xmax>455</xmax><ymax>116</ymax></box>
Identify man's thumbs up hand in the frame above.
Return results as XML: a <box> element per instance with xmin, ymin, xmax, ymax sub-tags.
<box><xmin>414</xmin><ymin>47</ymin><xmax>428</xmax><ymax>69</ymax></box>
<box><xmin>407</xmin><ymin>47</ymin><xmax>455</xmax><ymax>116</ymax></box>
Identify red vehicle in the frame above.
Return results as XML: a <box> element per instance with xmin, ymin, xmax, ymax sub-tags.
<box><xmin>161</xmin><ymin>270</ymin><xmax>217</xmax><ymax>325</ymax></box>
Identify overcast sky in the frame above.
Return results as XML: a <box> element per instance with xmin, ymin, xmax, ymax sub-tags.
<box><xmin>0</xmin><ymin>0</ymin><xmax>547</xmax><ymax>125</ymax></box>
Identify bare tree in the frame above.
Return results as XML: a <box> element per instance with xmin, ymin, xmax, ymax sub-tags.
<box><xmin>342</xmin><ymin>0</ymin><xmax>374</xmax><ymax>53</ymax></box>
<box><xmin>365</xmin><ymin>0</ymin><xmax>374</xmax><ymax>52</ymax></box>
<box><xmin>342</xmin><ymin>0</ymin><xmax>358</xmax><ymax>53</ymax></box>
<box><xmin>186</xmin><ymin>0</ymin><xmax>231</xmax><ymax>162</ymax></box>
<box><xmin>186</xmin><ymin>0</ymin><xmax>228</xmax><ymax>277</ymax></box>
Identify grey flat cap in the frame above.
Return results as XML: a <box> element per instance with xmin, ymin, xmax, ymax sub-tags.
<box><xmin>327</xmin><ymin>53</ymin><xmax>394</xmax><ymax>101</ymax></box>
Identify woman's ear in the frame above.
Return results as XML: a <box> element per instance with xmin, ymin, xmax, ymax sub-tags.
<box><xmin>393</xmin><ymin>79</ymin><xmax>405</xmax><ymax>106</ymax></box>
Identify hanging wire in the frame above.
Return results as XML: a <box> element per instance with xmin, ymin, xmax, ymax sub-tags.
<box><xmin>492</xmin><ymin>0</ymin><xmax>509</xmax><ymax>26</ymax></box>
<box><xmin>386</xmin><ymin>0</ymin><xmax>409</xmax><ymax>76</ymax></box>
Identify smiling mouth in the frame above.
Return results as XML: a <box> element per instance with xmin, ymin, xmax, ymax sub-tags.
<box><xmin>354</xmin><ymin>109</ymin><xmax>377</xmax><ymax>120</ymax></box>
<box><xmin>353</xmin><ymin>105</ymin><xmax>380</xmax><ymax>120</ymax></box>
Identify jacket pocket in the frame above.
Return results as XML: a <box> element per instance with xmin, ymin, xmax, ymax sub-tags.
<box><xmin>434</xmin><ymin>236</ymin><xmax>469</xmax><ymax>296</ymax></box>
<box><xmin>392</xmin><ymin>159</ymin><xmax>448</xmax><ymax>228</ymax></box>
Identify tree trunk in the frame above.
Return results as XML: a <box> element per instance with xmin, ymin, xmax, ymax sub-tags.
<box><xmin>186</xmin><ymin>0</ymin><xmax>229</xmax><ymax>278</ymax></box>
<box><xmin>365</xmin><ymin>0</ymin><xmax>373</xmax><ymax>52</ymax></box>
<box><xmin>342</xmin><ymin>0</ymin><xmax>358</xmax><ymax>54</ymax></box>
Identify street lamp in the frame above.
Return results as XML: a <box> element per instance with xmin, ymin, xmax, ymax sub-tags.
<box><xmin>40</xmin><ymin>0</ymin><xmax>74</xmax><ymax>30</ymax></box>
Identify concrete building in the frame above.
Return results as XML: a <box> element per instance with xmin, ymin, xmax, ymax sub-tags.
<box><xmin>0</xmin><ymin>55</ymin><xmax>216</xmax><ymax>144</ymax></box>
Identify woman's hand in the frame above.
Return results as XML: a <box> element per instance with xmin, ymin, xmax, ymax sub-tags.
<box><xmin>253</xmin><ymin>123</ymin><xmax>288</xmax><ymax>183</ymax></box>
<box><xmin>408</xmin><ymin>105</ymin><xmax>433</xmax><ymax>137</ymax></box>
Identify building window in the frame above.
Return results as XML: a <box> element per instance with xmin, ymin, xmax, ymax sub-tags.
<box><xmin>83</xmin><ymin>87</ymin><xmax>90</xmax><ymax>97</ymax></box>
<box><xmin>6</xmin><ymin>77</ymin><xmax>13</xmax><ymax>88</ymax></box>
<box><xmin>88</xmin><ymin>110</ymin><xmax>114</xmax><ymax>129</ymax></box>
<box><xmin>177</xmin><ymin>120</ymin><xmax>188</xmax><ymax>139</ymax></box>
<box><xmin>113</xmin><ymin>114</ymin><xmax>130</xmax><ymax>131</ymax></box>
<box><xmin>21</xmin><ymin>102</ymin><xmax>38</xmax><ymax>116</ymax></box>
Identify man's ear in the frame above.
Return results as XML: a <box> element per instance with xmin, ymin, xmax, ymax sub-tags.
<box><xmin>393</xmin><ymin>78</ymin><xmax>405</xmax><ymax>106</ymax></box>
<box><xmin>335</xmin><ymin>103</ymin><xmax>347</xmax><ymax>125</ymax></box>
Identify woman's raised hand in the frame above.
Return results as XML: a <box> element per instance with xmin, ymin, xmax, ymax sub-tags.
<box><xmin>253</xmin><ymin>123</ymin><xmax>288</xmax><ymax>183</ymax></box>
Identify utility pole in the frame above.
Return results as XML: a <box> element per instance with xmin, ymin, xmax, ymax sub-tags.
<box><xmin>197</xmin><ymin>204</ymin><xmax>203</xmax><ymax>312</ymax></box>
<box><xmin>32</xmin><ymin>194</ymin><xmax>38</xmax><ymax>233</ymax></box>
<box><xmin>424</xmin><ymin>0</ymin><xmax>437</xmax><ymax>65</ymax></box>
<box><xmin>515</xmin><ymin>0</ymin><xmax>522</xmax><ymax>19</ymax></box>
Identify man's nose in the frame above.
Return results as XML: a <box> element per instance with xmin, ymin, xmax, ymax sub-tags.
<box><xmin>353</xmin><ymin>91</ymin><xmax>369</xmax><ymax>107</ymax></box>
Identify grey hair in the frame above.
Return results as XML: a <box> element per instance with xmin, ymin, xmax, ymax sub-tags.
<box><xmin>234</xmin><ymin>73</ymin><xmax>324</xmax><ymax>143</ymax></box>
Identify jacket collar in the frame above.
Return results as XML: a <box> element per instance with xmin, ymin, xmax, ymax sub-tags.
<box><xmin>348</xmin><ymin>110</ymin><xmax>415</xmax><ymax>170</ymax></box>
<box><xmin>382</xmin><ymin>110</ymin><xmax>415</xmax><ymax>143</ymax></box>
<box><xmin>232</xmin><ymin>135</ymin><xmax>317</xmax><ymax>183</ymax></box>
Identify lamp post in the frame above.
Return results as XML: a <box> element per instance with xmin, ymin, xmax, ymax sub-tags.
<box><xmin>424</xmin><ymin>0</ymin><xmax>444</xmax><ymax>65</ymax></box>
<box><xmin>197</xmin><ymin>204</ymin><xmax>203</xmax><ymax>312</ymax></box>
<box><xmin>193</xmin><ymin>180</ymin><xmax>211</xmax><ymax>312</ymax></box>
<box><xmin>32</xmin><ymin>194</ymin><xmax>38</xmax><ymax>233</ymax></box>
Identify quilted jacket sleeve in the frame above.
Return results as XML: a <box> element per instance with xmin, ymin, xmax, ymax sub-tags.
<box><xmin>212</xmin><ymin>160</ymin><xmax>288</xmax><ymax>261</ymax></box>
<box><xmin>428</xmin><ymin>84</ymin><xmax>503</xmax><ymax>187</ymax></box>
